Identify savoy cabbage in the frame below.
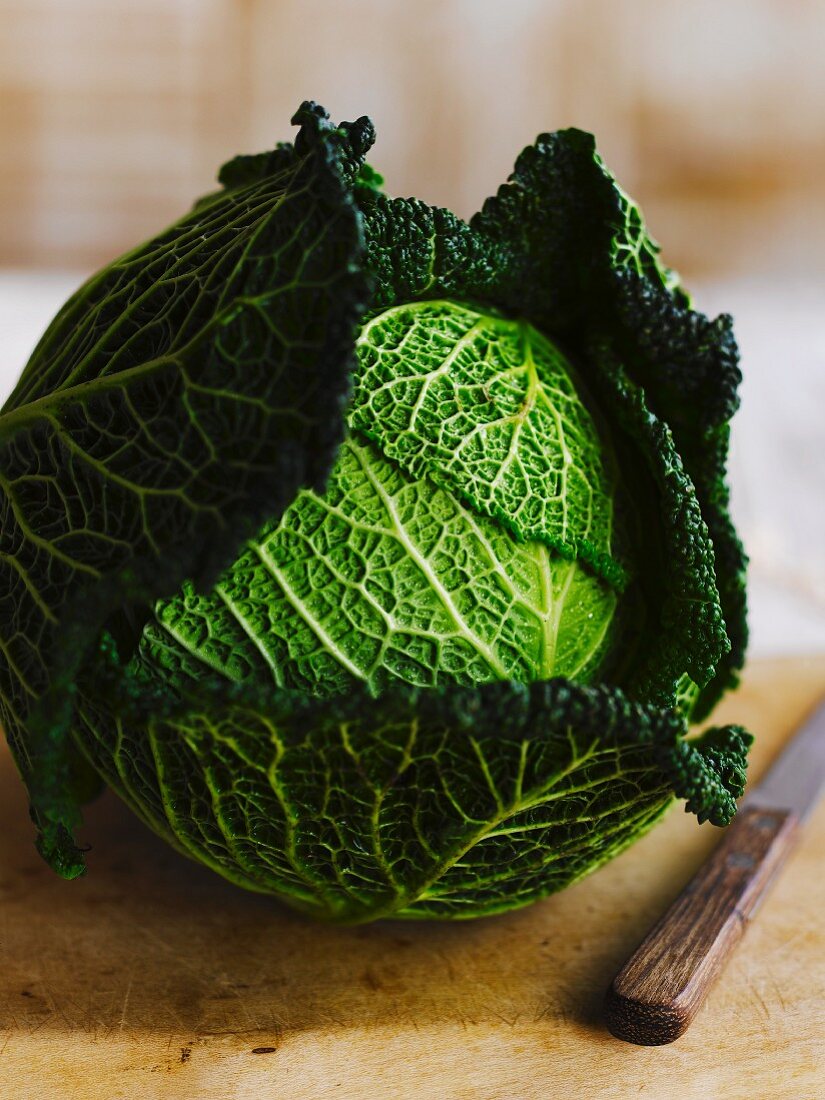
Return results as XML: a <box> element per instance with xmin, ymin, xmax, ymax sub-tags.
<box><xmin>0</xmin><ymin>103</ymin><xmax>750</xmax><ymax>921</ymax></box>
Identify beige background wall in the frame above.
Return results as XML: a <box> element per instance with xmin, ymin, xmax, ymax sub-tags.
<box><xmin>1</xmin><ymin>0</ymin><xmax>824</xmax><ymax>279</ymax></box>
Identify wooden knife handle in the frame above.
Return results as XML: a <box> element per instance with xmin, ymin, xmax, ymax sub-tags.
<box><xmin>604</xmin><ymin>804</ymin><xmax>800</xmax><ymax>1045</ymax></box>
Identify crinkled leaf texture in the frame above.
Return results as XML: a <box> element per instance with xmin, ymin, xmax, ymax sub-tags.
<box><xmin>0</xmin><ymin>104</ymin><xmax>369</xmax><ymax>874</ymax></box>
<box><xmin>135</xmin><ymin>431</ymin><xmax>621</xmax><ymax>696</ymax></box>
<box><xmin>77</xmin><ymin>641</ymin><xmax>749</xmax><ymax>921</ymax></box>
<box><xmin>0</xmin><ymin>102</ymin><xmax>750</xmax><ymax>921</ymax></box>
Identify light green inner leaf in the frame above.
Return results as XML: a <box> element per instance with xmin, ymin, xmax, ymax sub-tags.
<box><xmin>351</xmin><ymin>300</ymin><xmax>628</xmax><ymax>588</ymax></box>
<box><xmin>136</xmin><ymin>433</ymin><xmax>618</xmax><ymax>696</ymax></box>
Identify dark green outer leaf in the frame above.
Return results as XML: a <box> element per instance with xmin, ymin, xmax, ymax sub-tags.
<box><xmin>607</xmin><ymin>272</ymin><xmax>747</xmax><ymax>714</ymax></box>
<box><xmin>0</xmin><ymin>103</ymin><xmax>370</xmax><ymax>874</ymax></box>
<box><xmin>73</xmin><ymin>651</ymin><xmax>749</xmax><ymax>921</ymax></box>
<box><xmin>581</xmin><ymin>339</ymin><xmax>729</xmax><ymax>704</ymax></box>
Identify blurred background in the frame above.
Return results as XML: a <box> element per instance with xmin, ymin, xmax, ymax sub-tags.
<box><xmin>0</xmin><ymin>0</ymin><xmax>823</xmax><ymax>657</ymax></box>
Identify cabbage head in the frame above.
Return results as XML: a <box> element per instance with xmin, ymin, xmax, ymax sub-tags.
<box><xmin>0</xmin><ymin>103</ymin><xmax>750</xmax><ymax>921</ymax></box>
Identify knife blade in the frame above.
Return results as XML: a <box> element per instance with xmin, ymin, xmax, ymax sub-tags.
<box><xmin>743</xmin><ymin>697</ymin><xmax>825</xmax><ymax>819</ymax></box>
<box><xmin>604</xmin><ymin>695</ymin><xmax>825</xmax><ymax>1046</ymax></box>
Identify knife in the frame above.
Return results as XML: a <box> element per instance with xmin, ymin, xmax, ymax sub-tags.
<box><xmin>603</xmin><ymin>696</ymin><xmax>825</xmax><ymax>1046</ymax></box>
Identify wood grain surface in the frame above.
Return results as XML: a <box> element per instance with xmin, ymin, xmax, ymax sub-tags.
<box><xmin>1</xmin><ymin>657</ymin><xmax>823</xmax><ymax>1099</ymax></box>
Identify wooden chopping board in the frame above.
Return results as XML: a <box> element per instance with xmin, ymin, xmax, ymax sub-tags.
<box><xmin>1</xmin><ymin>657</ymin><xmax>823</xmax><ymax>1099</ymax></box>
